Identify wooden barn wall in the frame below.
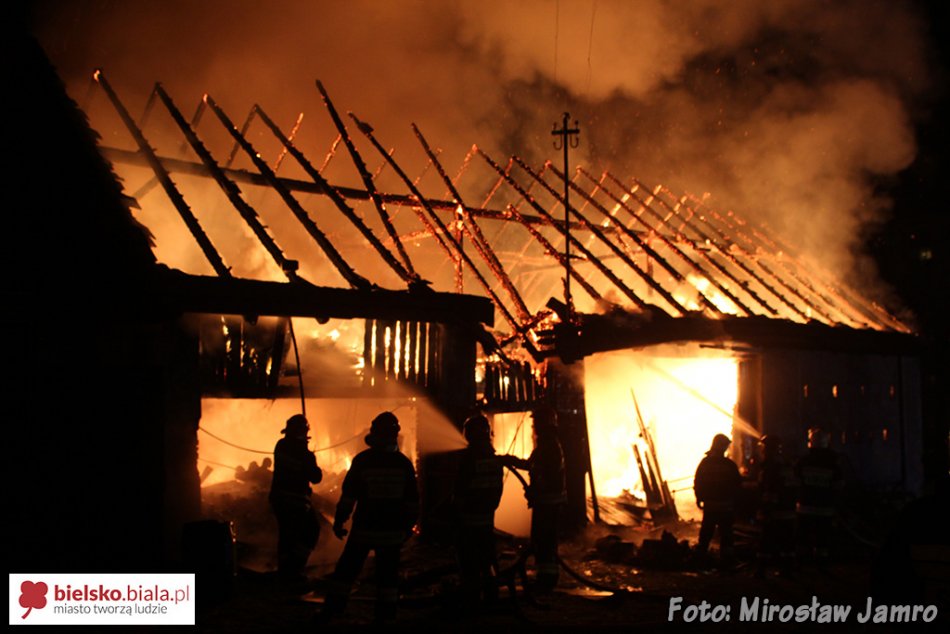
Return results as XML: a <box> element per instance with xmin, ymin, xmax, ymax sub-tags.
<box><xmin>753</xmin><ymin>350</ymin><xmax>922</xmax><ymax>493</ymax></box>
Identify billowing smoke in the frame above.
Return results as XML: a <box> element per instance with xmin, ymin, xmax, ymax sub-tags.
<box><xmin>458</xmin><ymin>0</ymin><xmax>927</xmax><ymax>282</ymax></box>
<box><xmin>32</xmin><ymin>0</ymin><xmax>932</xmax><ymax>291</ymax></box>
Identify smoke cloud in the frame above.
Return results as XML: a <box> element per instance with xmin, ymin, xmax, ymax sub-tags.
<box><xmin>31</xmin><ymin>0</ymin><xmax>933</xmax><ymax>289</ymax></box>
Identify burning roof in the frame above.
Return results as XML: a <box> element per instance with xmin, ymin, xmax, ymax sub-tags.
<box><xmin>85</xmin><ymin>73</ymin><xmax>911</xmax><ymax>361</ymax></box>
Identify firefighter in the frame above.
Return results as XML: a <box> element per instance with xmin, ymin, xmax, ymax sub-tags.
<box><xmin>795</xmin><ymin>427</ymin><xmax>841</xmax><ymax>564</ymax></box>
<box><xmin>454</xmin><ymin>414</ymin><xmax>504</xmax><ymax>612</ymax></box>
<box><xmin>755</xmin><ymin>435</ymin><xmax>797</xmax><ymax>577</ymax></box>
<box><xmin>694</xmin><ymin>433</ymin><xmax>742</xmax><ymax>563</ymax></box>
<box><xmin>501</xmin><ymin>405</ymin><xmax>566</xmax><ymax>593</ymax></box>
<box><xmin>320</xmin><ymin>412</ymin><xmax>419</xmax><ymax>623</ymax></box>
<box><xmin>269</xmin><ymin>414</ymin><xmax>323</xmax><ymax>585</ymax></box>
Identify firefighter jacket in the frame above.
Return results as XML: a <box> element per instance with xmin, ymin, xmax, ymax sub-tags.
<box><xmin>694</xmin><ymin>453</ymin><xmax>741</xmax><ymax>512</ymax></box>
<box><xmin>795</xmin><ymin>447</ymin><xmax>841</xmax><ymax>516</ymax></box>
<box><xmin>757</xmin><ymin>456</ymin><xmax>797</xmax><ymax>521</ymax></box>
<box><xmin>269</xmin><ymin>437</ymin><xmax>322</xmax><ymax>506</ymax></box>
<box><xmin>526</xmin><ymin>435</ymin><xmax>567</xmax><ymax>507</ymax></box>
<box><xmin>334</xmin><ymin>447</ymin><xmax>419</xmax><ymax>545</ymax></box>
<box><xmin>454</xmin><ymin>441</ymin><xmax>504</xmax><ymax>527</ymax></box>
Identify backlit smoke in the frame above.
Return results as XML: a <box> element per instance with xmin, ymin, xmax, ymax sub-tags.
<box><xmin>32</xmin><ymin>0</ymin><xmax>932</xmax><ymax>294</ymax></box>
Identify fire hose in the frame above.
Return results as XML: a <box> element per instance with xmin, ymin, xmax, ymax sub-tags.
<box><xmin>502</xmin><ymin>464</ymin><xmax>638</xmax><ymax>597</ymax></box>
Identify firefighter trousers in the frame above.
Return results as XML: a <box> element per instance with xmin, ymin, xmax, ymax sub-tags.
<box><xmin>698</xmin><ymin>510</ymin><xmax>735</xmax><ymax>558</ymax></box>
<box><xmin>531</xmin><ymin>504</ymin><xmax>560</xmax><ymax>591</ymax></box>
<box><xmin>323</xmin><ymin>539</ymin><xmax>400</xmax><ymax>621</ymax></box>
<box><xmin>271</xmin><ymin>499</ymin><xmax>319</xmax><ymax>580</ymax></box>
<box><xmin>457</xmin><ymin>524</ymin><xmax>498</xmax><ymax>610</ymax></box>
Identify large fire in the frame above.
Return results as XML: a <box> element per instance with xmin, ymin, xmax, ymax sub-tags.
<box><xmin>198</xmin><ymin>395</ymin><xmax>463</xmax><ymax>490</ymax></box>
<box><xmin>487</xmin><ymin>347</ymin><xmax>740</xmax><ymax>531</ymax></box>
<box><xmin>491</xmin><ymin>411</ymin><xmax>534</xmax><ymax>536</ymax></box>
<box><xmin>584</xmin><ymin>347</ymin><xmax>740</xmax><ymax>520</ymax></box>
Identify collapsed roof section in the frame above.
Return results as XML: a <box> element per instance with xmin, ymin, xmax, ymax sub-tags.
<box><xmin>86</xmin><ymin>72</ymin><xmax>910</xmax><ymax>360</ymax></box>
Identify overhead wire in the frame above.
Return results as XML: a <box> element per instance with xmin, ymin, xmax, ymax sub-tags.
<box><xmin>198</xmin><ymin>426</ymin><xmax>365</xmax><ymax>455</ymax></box>
<box><xmin>198</xmin><ymin>457</ymin><xmax>239</xmax><ymax>471</ymax></box>
<box><xmin>586</xmin><ymin>0</ymin><xmax>598</xmax><ymax>100</ymax></box>
<box><xmin>554</xmin><ymin>0</ymin><xmax>560</xmax><ymax>85</ymax></box>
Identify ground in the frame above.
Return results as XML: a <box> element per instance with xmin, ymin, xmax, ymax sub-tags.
<box><xmin>188</xmin><ymin>513</ymin><xmax>945</xmax><ymax>633</ymax></box>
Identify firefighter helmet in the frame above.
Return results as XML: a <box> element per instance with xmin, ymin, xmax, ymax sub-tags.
<box><xmin>282</xmin><ymin>414</ymin><xmax>309</xmax><ymax>438</ymax></box>
<box><xmin>531</xmin><ymin>404</ymin><xmax>558</xmax><ymax>435</ymax></box>
<box><xmin>463</xmin><ymin>414</ymin><xmax>491</xmax><ymax>443</ymax></box>
<box><xmin>710</xmin><ymin>433</ymin><xmax>731</xmax><ymax>454</ymax></box>
<box><xmin>365</xmin><ymin>411</ymin><xmax>400</xmax><ymax>447</ymax></box>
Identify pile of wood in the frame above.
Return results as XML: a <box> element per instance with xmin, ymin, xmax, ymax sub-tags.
<box><xmin>631</xmin><ymin>389</ymin><xmax>678</xmax><ymax>525</ymax></box>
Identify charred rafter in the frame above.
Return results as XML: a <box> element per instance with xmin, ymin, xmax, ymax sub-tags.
<box><xmin>351</xmin><ymin>114</ymin><xmax>524</xmax><ymax>334</ymax></box>
<box><xmin>204</xmin><ymin>94</ymin><xmax>371</xmax><ymax>290</ymax></box>
<box><xmin>94</xmin><ymin>72</ymin><xmax>230</xmax><ymax>279</ymax></box>
<box><xmin>516</xmin><ymin>157</ymin><xmax>704</xmax><ymax>317</ymax></box>
<box><xmin>152</xmin><ymin>84</ymin><xmax>299</xmax><ymax>280</ymax></box>
<box><xmin>478</xmin><ymin>148</ymin><xmax>660</xmax><ymax>315</ymax></box>
<box><xmin>89</xmin><ymin>76</ymin><xmax>909</xmax><ymax>354</ymax></box>
<box><xmin>572</xmin><ymin>167</ymin><xmax>755</xmax><ymax>317</ymax></box>
<box><xmin>414</xmin><ymin>124</ymin><xmax>532</xmax><ymax>325</ymax></box>
<box><xmin>317</xmin><ymin>80</ymin><xmax>418</xmax><ymax>279</ymax></box>
<box><xmin>251</xmin><ymin>104</ymin><xmax>424</xmax><ymax>290</ymax></box>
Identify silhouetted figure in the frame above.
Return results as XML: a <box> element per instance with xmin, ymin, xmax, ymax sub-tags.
<box><xmin>501</xmin><ymin>405</ymin><xmax>566</xmax><ymax>593</ymax></box>
<box><xmin>248</xmin><ymin>457</ymin><xmax>273</xmax><ymax>487</ymax></box>
<box><xmin>694</xmin><ymin>434</ymin><xmax>741</xmax><ymax>563</ymax></box>
<box><xmin>269</xmin><ymin>415</ymin><xmax>323</xmax><ymax>584</ymax></box>
<box><xmin>755</xmin><ymin>435</ymin><xmax>797</xmax><ymax>577</ymax></box>
<box><xmin>795</xmin><ymin>427</ymin><xmax>841</xmax><ymax>564</ymax></box>
<box><xmin>238</xmin><ymin>457</ymin><xmax>273</xmax><ymax>488</ymax></box>
<box><xmin>454</xmin><ymin>414</ymin><xmax>504</xmax><ymax>612</ymax></box>
<box><xmin>321</xmin><ymin>412</ymin><xmax>419</xmax><ymax>623</ymax></box>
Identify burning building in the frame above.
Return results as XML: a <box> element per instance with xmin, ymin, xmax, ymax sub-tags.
<box><xmin>13</xmin><ymin>8</ymin><xmax>924</xmax><ymax>573</ymax></box>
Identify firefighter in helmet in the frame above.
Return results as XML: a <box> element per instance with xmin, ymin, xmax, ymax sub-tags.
<box><xmin>795</xmin><ymin>427</ymin><xmax>841</xmax><ymax>564</ymax></box>
<box><xmin>694</xmin><ymin>433</ymin><xmax>742</xmax><ymax>563</ymax></box>
<box><xmin>755</xmin><ymin>435</ymin><xmax>797</xmax><ymax>576</ymax></box>
<box><xmin>269</xmin><ymin>414</ymin><xmax>323</xmax><ymax>584</ymax></box>
<box><xmin>501</xmin><ymin>404</ymin><xmax>566</xmax><ymax>593</ymax></box>
<box><xmin>454</xmin><ymin>413</ymin><xmax>504</xmax><ymax>611</ymax></box>
<box><xmin>320</xmin><ymin>412</ymin><xmax>419</xmax><ymax>623</ymax></box>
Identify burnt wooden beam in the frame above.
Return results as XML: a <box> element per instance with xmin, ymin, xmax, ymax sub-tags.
<box><xmin>317</xmin><ymin>81</ymin><xmax>418</xmax><ymax>277</ymax></box>
<box><xmin>519</xmin><ymin>157</ymin><xmax>699</xmax><ymax>317</ymax></box>
<box><xmin>351</xmin><ymin>114</ymin><xmax>524</xmax><ymax>334</ymax></box>
<box><xmin>98</xmin><ymin>146</ymin><xmax>621</xmax><ymax>234</ymax></box>
<box><xmin>93</xmin><ymin>73</ymin><xmax>230</xmax><ymax>278</ymax></box>
<box><xmin>414</xmin><ymin>124</ymin><xmax>533</xmax><ymax>325</ymax></box>
<box><xmin>252</xmin><ymin>104</ymin><xmax>421</xmax><ymax>288</ymax></box>
<box><xmin>479</xmin><ymin>148</ymin><xmax>658</xmax><ymax>315</ymax></box>
<box><xmin>549</xmin><ymin>309</ymin><xmax>919</xmax><ymax>363</ymax></box>
<box><xmin>156</xmin><ymin>268</ymin><xmax>494</xmax><ymax>326</ymax></box>
<box><xmin>152</xmin><ymin>85</ymin><xmax>298</xmax><ymax>280</ymax></box>
<box><xmin>204</xmin><ymin>94</ymin><xmax>370</xmax><ymax>290</ymax></box>
<box><xmin>582</xmin><ymin>168</ymin><xmax>779</xmax><ymax>318</ymax></box>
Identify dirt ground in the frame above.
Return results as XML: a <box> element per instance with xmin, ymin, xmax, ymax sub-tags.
<box><xmin>191</xmin><ymin>518</ymin><xmax>944</xmax><ymax>633</ymax></box>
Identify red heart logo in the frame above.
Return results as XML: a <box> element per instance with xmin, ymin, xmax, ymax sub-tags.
<box><xmin>20</xmin><ymin>581</ymin><xmax>48</xmax><ymax>619</ymax></box>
